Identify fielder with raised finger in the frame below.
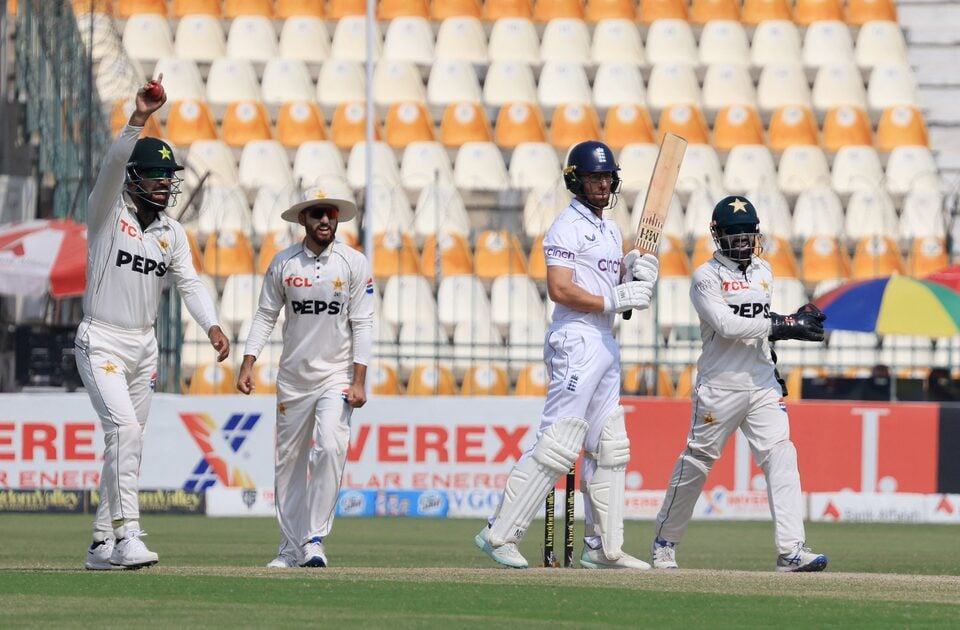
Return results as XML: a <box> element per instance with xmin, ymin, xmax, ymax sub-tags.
<box><xmin>650</xmin><ymin>196</ymin><xmax>828</xmax><ymax>573</ymax></box>
<box><xmin>475</xmin><ymin>141</ymin><xmax>657</xmax><ymax>570</ymax></box>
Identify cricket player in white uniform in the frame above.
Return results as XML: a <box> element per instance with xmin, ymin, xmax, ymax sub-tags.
<box><xmin>78</xmin><ymin>78</ymin><xmax>230</xmax><ymax>570</ymax></box>
<box><xmin>651</xmin><ymin>196</ymin><xmax>828</xmax><ymax>572</ymax></box>
<box><xmin>475</xmin><ymin>141</ymin><xmax>658</xmax><ymax>569</ymax></box>
<box><xmin>237</xmin><ymin>191</ymin><xmax>373</xmax><ymax>569</ymax></box>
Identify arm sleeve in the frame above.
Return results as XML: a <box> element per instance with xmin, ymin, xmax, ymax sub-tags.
<box><xmin>690</xmin><ymin>268</ymin><xmax>772</xmax><ymax>340</ymax></box>
<box><xmin>348</xmin><ymin>254</ymin><xmax>374</xmax><ymax>366</ymax></box>
<box><xmin>243</xmin><ymin>259</ymin><xmax>284</xmax><ymax>359</ymax></box>
<box><xmin>168</xmin><ymin>224</ymin><xmax>220</xmax><ymax>333</ymax></box>
<box><xmin>87</xmin><ymin>125</ymin><xmax>142</xmax><ymax>232</ymax></box>
<box><xmin>542</xmin><ymin>222</ymin><xmax>578</xmax><ymax>270</ymax></box>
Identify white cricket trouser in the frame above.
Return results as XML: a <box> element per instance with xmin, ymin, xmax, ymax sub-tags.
<box><xmin>654</xmin><ymin>385</ymin><xmax>806</xmax><ymax>555</ymax></box>
<box><xmin>506</xmin><ymin>325</ymin><xmax>621</xmax><ymax>541</ymax></box>
<box><xmin>273</xmin><ymin>379</ymin><xmax>352</xmax><ymax>561</ymax></box>
<box><xmin>74</xmin><ymin>317</ymin><xmax>157</xmax><ymax>538</ymax></box>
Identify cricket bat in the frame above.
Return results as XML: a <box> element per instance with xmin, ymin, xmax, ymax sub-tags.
<box><xmin>622</xmin><ymin>133</ymin><xmax>687</xmax><ymax>320</ymax></box>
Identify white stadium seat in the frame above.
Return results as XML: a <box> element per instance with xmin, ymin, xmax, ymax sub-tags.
<box><xmin>435</xmin><ymin>17</ymin><xmax>487</xmax><ymax>65</ymax></box>
<box><xmin>540</xmin><ymin>18</ymin><xmax>592</xmax><ymax>64</ymax></box>
<box><xmin>174</xmin><ymin>15</ymin><xmax>226</xmax><ymax>64</ymax></box>
<box><xmin>488</xmin><ymin>18</ymin><xmax>540</xmax><ymax>65</ymax></box>
<box><xmin>384</xmin><ymin>16</ymin><xmax>436</xmax><ymax>66</ymax></box>
<box><xmin>591</xmin><ymin>19</ymin><xmax>645</xmax><ymax>66</ymax></box>
<box><xmin>331</xmin><ymin>16</ymin><xmax>381</xmax><ymax>62</ymax></box>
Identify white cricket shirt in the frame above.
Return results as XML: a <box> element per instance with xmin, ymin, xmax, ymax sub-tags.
<box><xmin>244</xmin><ymin>240</ymin><xmax>374</xmax><ymax>390</ymax></box>
<box><xmin>690</xmin><ymin>252</ymin><xmax>779</xmax><ymax>390</ymax></box>
<box><xmin>82</xmin><ymin>125</ymin><xmax>219</xmax><ymax>332</ymax></box>
<box><xmin>542</xmin><ymin>199</ymin><xmax>624</xmax><ymax>332</ymax></box>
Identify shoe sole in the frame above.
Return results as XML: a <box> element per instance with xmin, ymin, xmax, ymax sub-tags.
<box><xmin>84</xmin><ymin>562</ymin><xmax>122</xmax><ymax>571</ymax></box>
<box><xmin>580</xmin><ymin>557</ymin><xmax>651</xmax><ymax>570</ymax></box>
<box><xmin>474</xmin><ymin>533</ymin><xmax>527</xmax><ymax>569</ymax></box>
<box><xmin>777</xmin><ymin>555</ymin><xmax>828</xmax><ymax>573</ymax></box>
<box><xmin>299</xmin><ymin>557</ymin><xmax>327</xmax><ymax>568</ymax></box>
<box><xmin>110</xmin><ymin>559</ymin><xmax>159</xmax><ymax>570</ymax></box>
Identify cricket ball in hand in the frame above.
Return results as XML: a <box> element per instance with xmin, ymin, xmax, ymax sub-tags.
<box><xmin>145</xmin><ymin>81</ymin><xmax>163</xmax><ymax>100</ymax></box>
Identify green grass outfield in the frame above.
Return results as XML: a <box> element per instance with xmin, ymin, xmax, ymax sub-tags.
<box><xmin>1</xmin><ymin>515</ymin><xmax>958</xmax><ymax>628</ymax></box>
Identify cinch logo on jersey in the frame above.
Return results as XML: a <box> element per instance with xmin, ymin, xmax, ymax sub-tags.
<box><xmin>544</xmin><ymin>246</ymin><xmax>575</xmax><ymax>261</ymax></box>
<box><xmin>115</xmin><ymin>249</ymin><xmax>167</xmax><ymax>276</ymax></box>
<box><xmin>291</xmin><ymin>299</ymin><xmax>342</xmax><ymax>315</ymax></box>
<box><xmin>729</xmin><ymin>303</ymin><xmax>769</xmax><ymax>318</ymax></box>
<box><xmin>179</xmin><ymin>412</ymin><xmax>261</xmax><ymax>491</ymax></box>
<box><xmin>597</xmin><ymin>258</ymin><xmax>621</xmax><ymax>273</ymax></box>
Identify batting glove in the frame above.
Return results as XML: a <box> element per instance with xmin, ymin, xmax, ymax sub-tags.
<box><xmin>623</xmin><ymin>250</ymin><xmax>659</xmax><ymax>284</ymax></box>
<box><xmin>604</xmin><ymin>281</ymin><xmax>653</xmax><ymax>313</ymax></box>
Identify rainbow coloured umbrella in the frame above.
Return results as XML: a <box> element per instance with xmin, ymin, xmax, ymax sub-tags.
<box><xmin>814</xmin><ymin>274</ymin><xmax>960</xmax><ymax>337</ymax></box>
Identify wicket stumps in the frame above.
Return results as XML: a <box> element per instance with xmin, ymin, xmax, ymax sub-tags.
<box><xmin>543</xmin><ymin>466</ymin><xmax>576</xmax><ymax>568</ymax></box>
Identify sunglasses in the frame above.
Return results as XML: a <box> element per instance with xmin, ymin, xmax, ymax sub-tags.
<box><xmin>141</xmin><ymin>168</ymin><xmax>175</xmax><ymax>180</ymax></box>
<box><xmin>305</xmin><ymin>206</ymin><xmax>340</xmax><ymax>220</ymax></box>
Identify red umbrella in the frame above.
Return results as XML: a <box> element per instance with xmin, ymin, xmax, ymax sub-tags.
<box><xmin>0</xmin><ymin>219</ymin><xmax>87</xmax><ymax>298</ymax></box>
<box><xmin>926</xmin><ymin>264</ymin><xmax>960</xmax><ymax>293</ymax></box>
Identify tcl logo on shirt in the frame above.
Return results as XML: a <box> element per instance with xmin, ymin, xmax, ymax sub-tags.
<box><xmin>115</xmin><ymin>249</ymin><xmax>167</xmax><ymax>276</ymax></box>
<box><xmin>722</xmin><ymin>281</ymin><xmax>750</xmax><ymax>291</ymax></box>
<box><xmin>291</xmin><ymin>300</ymin><xmax>342</xmax><ymax>315</ymax></box>
<box><xmin>728</xmin><ymin>302</ymin><xmax>770</xmax><ymax>318</ymax></box>
<box><xmin>284</xmin><ymin>276</ymin><xmax>313</xmax><ymax>287</ymax></box>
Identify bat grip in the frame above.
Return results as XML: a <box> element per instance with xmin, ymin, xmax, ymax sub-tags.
<box><xmin>622</xmin><ymin>310</ymin><xmax>632</xmax><ymax>320</ymax></box>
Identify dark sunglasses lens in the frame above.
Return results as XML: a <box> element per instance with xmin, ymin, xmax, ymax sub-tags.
<box><xmin>308</xmin><ymin>206</ymin><xmax>339</xmax><ymax>220</ymax></box>
<box><xmin>143</xmin><ymin>168</ymin><xmax>174</xmax><ymax>179</ymax></box>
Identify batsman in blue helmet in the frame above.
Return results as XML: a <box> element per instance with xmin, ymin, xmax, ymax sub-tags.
<box><xmin>474</xmin><ymin>141</ymin><xmax>658</xmax><ymax>570</ymax></box>
<box><xmin>650</xmin><ymin>195</ymin><xmax>829</xmax><ymax>573</ymax></box>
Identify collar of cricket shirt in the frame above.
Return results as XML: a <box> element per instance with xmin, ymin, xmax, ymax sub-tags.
<box><xmin>570</xmin><ymin>199</ymin><xmax>604</xmax><ymax>231</ymax></box>
<box><xmin>302</xmin><ymin>239</ymin><xmax>335</xmax><ymax>259</ymax></box>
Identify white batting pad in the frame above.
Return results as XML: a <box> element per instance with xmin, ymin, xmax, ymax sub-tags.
<box><xmin>585</xmin><ymin>406</ymin><xmax>630</xmax><ymax>558</ymax></box>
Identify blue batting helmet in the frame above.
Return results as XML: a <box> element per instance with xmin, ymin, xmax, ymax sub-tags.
<box><xmin>563</xmin><ymin>141</ymin><xmax>621</xmax><ymax>196</ymax></box>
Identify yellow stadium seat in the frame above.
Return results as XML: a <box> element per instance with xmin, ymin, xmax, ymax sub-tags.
<box><xmin>690</xmin><ymin>0</ymin><xmax>740</xmax><ymax>24</ymax></box>
<box><xmin>276</xmin><ymin>101</ymin><xmax>327</xmax><ymax>148</ymax></box>
<box><xmin>603</xmin><ymin>104</ymin><xmax>655</xmax><ymax>151</ymax></box>
<box><xmin>528</xmin><ymin>234</ymin><xmax>547</xmax><ymax>283</ymax></box>
<box><xmin>762</xmin><ymin>235</ymin><xmax>800</xmax><ymax>278</ymax></box>
<box><xmin>328</xmin><ymin>0</ymin><xmax>366</xmax><ymax>18</ymax></box>
<box><xmin>71</xmin><ymin>0</ymin><xmax>113</xmax><ymax>13</ymax></box>
<box><xmin>475</xmin><ymin>230</ymin><xmax>529</xmax><ymax>281</ymax></box>
<box><xmin>202</xmin><ymin>230</ymin><xmax>256</xmax><ymax>278</ymax></box>
<box><xmin>172</xmin><ymin>0</ymin><xmax>221</xmax><ymax>18</ymax></box>
<box><xmin>907</xmin><ymin>236</ymin><xmax>949</xmax><ymax>277</ymax></box>
<box><xmin>876</xmin><ymin>106</ymin><xmax>930</xmax><ymax>152</ymax></box>
<box><xmin>165</xmin><ymin>99</ymin><xmax>218</xmax><ymax>146</ymax></box>
<box><xmin>117</xmin><ymin>0</ymin><xmax>168</xmax><ymax>17</ymax></box>
<box><xmin>850</xmin><ymin>235</ymin><xmax>904</xmax><ymax>279</ymax></box>
<box><xmin>741</xmin><ymin>0</ymin><xmax>792</xmax><ymax>25</ymax></box>
<box><xmin>432</xmin><ymin>0</ymin><xmax>482</xmax><ymax>19</ymax></box>
<box><xmin>440</xmin><ymin>102</ymin><xmax>493</xmax><ymax>148</ymax></box>
<box><xmin>111</xmin><ymin>100</ymin><xmax>163</xmax><ymax>139</ymax></box>
<box><xmin>276</xmin><ymin>0</ymin><xmax>326</xmax><ymax>17</ymax></box>
<box><xmin>674</xmin><ymin>364</ymin><xmax>697</xmax><ymax>398</ymax></box>
<box><xmin>623</xmin><ymin>364</ymin><xmax>675</xmax><ymax>397</ymax></box>
<box><xmin>586</xmin><ymin>0</ymin><xmax>635</xmax><ymax>22</ymax></box>
<box><xmin>371</xmin><ymin>360</ymin><xmax>402</xmax><ymax>395</ymax></box>
<box><xmin>221</xmin><ymin>100</ymin><xmax>273</xmax><ymax>148</ymax></box>
<box><xmin>638</xmin><ymin>0</ymin><xmax>688</xmax><ymax>23</ymax></box>
<box><xmin>374</xmin><ymin>231</ymin><xmax>421</xmax><ymax>280</ymax></box>
<box><xmin>495</xmin><ymin>102</ymin><xmax>548</xmax><ymax>149</ymax></box>
<box><xmin>784</xmin><ymin>366</ymin><xmax>829</xmax><ymax>400</ymax></box>
<box><xmin>483</xmin><ymin>0</ymin><xmax>534</xmax><ymax>20</ymax></box>
<box><xmin>185</xmin><ymin>228</ymin><xmax>204</xmax><ymax>273</ymax></box>
<box><xmin>793</xmin><ymin>0</ymin><xmax>842</xmax><ymax>25</ymax></box>
<box><xmin>331</xmin><ymin>102</ymin><xmax>382</xmax><ymax>150</ymax></box>
<box><xmin>821</xmin><ymin>106</ymin><xmax>873</xmax><ymax>153</ymax></box>
<box><xmin>384</xmin><ymin>101</ymin><xmax>436</xmax><ymax>149</ymax></box>
<box><xmin>550</xmin><ymin>103</ymin><xmax>602</xmax><ymax>150</ymax></box>
<box><xmin>657</xmin><ymin>104</ymin><xmax>710</xmax><ymax>145</ymax></box>
<box><xmin>6</xmin><ymin>0</ymin><xmax>14</xmax><ymax>16</ymax></box>
<box><xmin>407</xmin><ymin>364</ymin><xmax>459</xmax><ymax>395</ymax></box>
<box><xmin>515</xmin><ymin>363</ymin><xmax>549</xmax><ymax>396</ymax></box>
<box><xmin>257</xmin><ymin>230</ymin><xmax>298</xmax><ymax>275</ymax></box>
<box><xmin>462</xmin><ymin>364</ymin><xmax>510</xmax><ymax>395</ymax></box>
<box><xmin>186</xmin><ymin>362</ymin><xmax>237</xmax><ymax>395</ymax></box>
<box><xmin>533</xmin><ymin>0</ymin><xmax>585</xmax><ymax>21</ymax></box>
<box><xmin>845</xmin><ymin>0</ymin><xmax>897</xmax><ymax>26</ymax></box>
<box><xmin>712</xmin><ymin>105</ymin><xmax>765</xmax><ymax>152</ymax></box>
<box><xmin>801</xmin><ymin>235</ymin><xmax>850</xmax><ymax>285</ymax></box>
<box><xmin>767</xmin><ymin>105</ymin><xmax>819</xmax><ymax>153</ymax></box>
<box><xmin>379</xmin><ymin>0</ymin><xmax>430</xmax><ymax>19</ymax></box>
<box><xmin>658</xmin><ymin>234</ymin><xmax>691</xmax><ymax>278</ymax></box>
<box><xmin>224</xmin><ymin>0</ymin><xmax>275</xmax><ymax>17</ymax></box>
<box><xmin>253</xmin><ymin>363</ymin><xmax>279</xmax><ymax>394</ymax></box>
<box><xmin>692</xmin><ymin>235</ymin><xmax>715</xmax><ymax>268</ymax></box>
<box><xmin>420</xmin><ymin>232</ymin><xmax>474</xmax><ymax>280</ymax></box>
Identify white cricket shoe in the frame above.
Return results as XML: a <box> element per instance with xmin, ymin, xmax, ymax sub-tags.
<box><xmin>84</xmin><ymin>538</ymin><xmax>117</xmax><ymax>571</ymax></box>
<box><xmin>299</xmin><ymin>537</ymin><xmax>327</xmax><ymax>568</ymax></box>
<box><xmin>474</xmin><ymin>527</ymin><xmax>528</xmax><ymax>569</ymax></box>
<box><xmin>580</xmin><ymin>547</ymin><xmax>651</xmax><ymax>570</ymax></box>
<box><xmin>651</xmin><ymin>538</ymin><xmax>679</xmax><ymax>569</ymax></box>
<box><xmin>266</xmin><ymin>555</ymin><xmax>298</xmax><ymax>569</ymax></box>
<box><xmin>110</xmin><ymin>530</ymin><xmax>159</xmax><ymax>569</ymax></box>
<box><xmin>776</xmin><ymin>543</ymin><xmax>828</xmax><ymax>572</ymax></box>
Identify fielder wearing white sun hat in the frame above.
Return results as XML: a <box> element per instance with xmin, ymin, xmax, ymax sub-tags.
<box><xmin>280</xmin><ymin>188</ymin><xmax>358</xmax><ymax>223</ymax></box>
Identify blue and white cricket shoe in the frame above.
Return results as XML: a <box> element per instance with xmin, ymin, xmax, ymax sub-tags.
<box><xmin>776</xmin><ymin>543</ymin><xmax>828</xmax><ymax>572</ymax></box>
<box><xmin>474</xmin><ymin>527</ymin><xmax>528</xmax><ymax>569</ymax></box>
<box><xmin>651</xmin><ymin>538</ymin><xmax>679</xmax><ymax>569</ymax></box>
<box><xmin>299</xmin><ymin>537</ymin><xmax>327</xmax><ymax>568</ymax></box>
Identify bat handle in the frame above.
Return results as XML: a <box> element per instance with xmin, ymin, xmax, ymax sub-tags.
<box><xmin>622</xmin><ymin>310</ymin><xmax>632</xmax><ymax>320</ymax></box>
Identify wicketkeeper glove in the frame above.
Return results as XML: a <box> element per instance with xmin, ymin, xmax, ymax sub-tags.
<box><xmin>796</xmin><ymin>302</ymin><xmax>827</xmax><ymax>324</ymax></box>
<box><xmin>769</xmin><ymin>311</ymin><xmax>825</xmax><ymax>342</ymax></box>
<box><xmin>604</xmin><ymin>280</ymin><xmax>653</xmax><ymax>314</ymax></box>
<box><xmin>622</xmin><ymin>250</ymin><xmax>659</xmax><ymax>284</ymax></box>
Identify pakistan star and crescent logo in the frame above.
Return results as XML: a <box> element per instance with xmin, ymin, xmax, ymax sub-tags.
<box><xmin>158</xmin><ymin>146</ymin><xmax>172</xmax><ymax>161</ymax></box>
<box><xmin>158</xmin><ymin>238</ymin><xmax>169</xmax><ymax>251</ymax></box>
<box><xmin>729</xmin><ymin>198</ymin><xmax>748</xmax><ymax>213</ymax></box>
<box><xmin>277</xmin><ymin>403</ymin><xmax>286</xmax><ymax>416</ymax></box>
<box><xmin>761</xmin><ymin>279</ymin><xmax>770</xmax><ymax>292</ymax></box>
<box><xmin>703</xmin><ymin>412</ymin><xmax>716</xmax><ymax>424</ymax></box>
<box><xmin>332</xmin><ymin>277</ymin><xmax>344</xmax><ymax>291</ymax></box>
<box><xmin>101</xmin><ymin>361</ymin><xmax>119</xmax><ymax>375</ymax></box>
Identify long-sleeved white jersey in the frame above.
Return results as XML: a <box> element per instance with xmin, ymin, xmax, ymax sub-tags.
<box><xmin>543</xmin><ymin>200</ymin><xmax>624</xmax><ymax>332</ymax></box>
<box><xmin>243</xmin><ymin>240</ymin><xmax>374</xmax><ymax>390</ymax></box>
<box><xmin>691</xmin><ymin>252</ymin><xmax>780</xmax><ymax>391</ymax></box>
<box><xmin>82</xmin><ymin>124</ymin><xmax>219</xmax><ymax>332</ymax></box>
